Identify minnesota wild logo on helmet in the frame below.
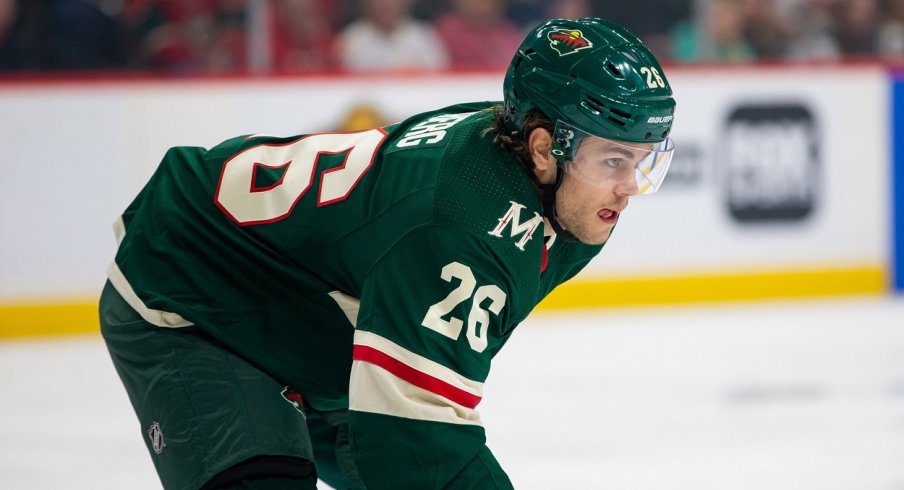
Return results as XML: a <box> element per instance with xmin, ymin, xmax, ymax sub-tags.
<box><xmin>547</xmin><ymin>29</ymin><xmax>593</xmax><ymax>56</ymax></box>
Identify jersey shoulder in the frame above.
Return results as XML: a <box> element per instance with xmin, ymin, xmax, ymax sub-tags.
<box><xmin>379</xmin><ymin>102</ymin><xmax>545</xmax><ymax>263</ymax></box>
<box><xmin>377</xmin><ymin>103</ymin><xmax>546</xmax><ymax>314</ymax></box>
<box><xmin>434</xmin><ymin>106</ymin><xmax>543</xmax><ymax>268</ymax></box>
<box><xmin>386</xmin><ymin>102</ymin><xmax>542</xmax><ymax>235</ymax></box>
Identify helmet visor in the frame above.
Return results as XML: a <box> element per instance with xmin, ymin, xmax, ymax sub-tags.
<box><xmin>552</xmin><ymin>121</ymin><xmax>675</xmax><ymax>195</ymax></box>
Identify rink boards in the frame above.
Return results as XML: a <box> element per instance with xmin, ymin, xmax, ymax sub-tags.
<box><xmin>0</xmin><ymin>66</ymin><xmax>900</xmax><ymax>335</ymax></box>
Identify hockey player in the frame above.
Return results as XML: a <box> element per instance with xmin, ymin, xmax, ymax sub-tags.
<box><xmin>100</xmin><ymin>17</ymin><xmax>676</xmax><ymax>490</ymax></box>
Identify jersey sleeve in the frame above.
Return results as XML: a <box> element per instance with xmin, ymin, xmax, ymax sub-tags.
<box><xmin>347</xmin><ymin>225</ymin><xmax>529</xmax><ymax>489</ymax></box>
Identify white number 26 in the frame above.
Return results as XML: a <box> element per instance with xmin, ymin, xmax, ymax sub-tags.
<box><xmin>421</xmin><ymin>262</ymin><xmax>506</xmax><ymax>353</ymax></box>
<box><xmin>640</xmin><ymin>66</ymin><xmax>665</xmax><ymax>89</ymax></box>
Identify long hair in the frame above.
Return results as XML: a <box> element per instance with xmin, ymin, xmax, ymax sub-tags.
<box><xmin>482</xmin><ymin>104</ymin><xmax>555</xmax><ymax>175</ymax></box>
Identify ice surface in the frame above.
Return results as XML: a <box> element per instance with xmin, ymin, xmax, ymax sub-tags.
<box><xmin>2</xmin><ymin>296</ymin><xmax>903</xmax><ymax>489</ymax></box>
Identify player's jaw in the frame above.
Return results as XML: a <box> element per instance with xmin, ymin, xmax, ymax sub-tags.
<box><xmin>587</xmin><ymin>199</ymin><xmax>628</xmax><ymax>243</ymax></box>
<box><xmin>560</xmin><ymin>195</ymin><xmax>629</xmax><ymax>245</ymax></box>
<box><xmin>554</xmin><ymin>169</ymin><xmax>633</xmax><ymax>244</ymax></box>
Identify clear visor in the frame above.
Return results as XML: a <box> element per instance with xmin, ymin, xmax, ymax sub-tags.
<box><xmin>552</xmin><ymin>121</ymin><xmax>675</xmax><ymax>196</ymax></box>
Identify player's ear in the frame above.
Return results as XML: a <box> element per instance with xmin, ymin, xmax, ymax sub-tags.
<box><xmin>528</xmin><ymin>128</ymin><xmax>557</xmax><ymax>185</ymax></box>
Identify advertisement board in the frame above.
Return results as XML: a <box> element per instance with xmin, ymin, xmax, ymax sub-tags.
<box><xmin>0</xmin><ymin>67</ymin><xmax>895</xmax><ymax>334</ymax></box>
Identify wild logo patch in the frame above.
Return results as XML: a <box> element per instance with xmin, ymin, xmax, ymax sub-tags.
<box><xmin>547</xmin><ymin>29</ymin><xmax>593</xmax><ymax>56</ymax></box>
<box><xmin>281</xmin><ymin>386</ymin><xmax>307</xmax><ymax>417</ymax></box>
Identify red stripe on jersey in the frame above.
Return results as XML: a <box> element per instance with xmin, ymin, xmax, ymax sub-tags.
<box><xmin>353</xmin><ymin>345</ymin><xmax>482</xmax><ymax>409</ymax></box>
<box><xmin>541</xmin><ymin>241</ymin><xmax>548</xmax><ymax>273</ymax></box>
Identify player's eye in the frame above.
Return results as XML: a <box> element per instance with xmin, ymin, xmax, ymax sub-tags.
<box><xmin>604</xmin><ymin>158</ymin><xmax>623</xmax><ymax>169</ymax></box>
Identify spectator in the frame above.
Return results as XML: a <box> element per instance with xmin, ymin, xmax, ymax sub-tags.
<box><xmin>831</xmin><ymin>0</ymin><xmax>879</xmax><ymax>57</ymax></box>
<box><xmin>783</xmin><ymin>0</ymin><xmax>839</xmax><ymax>61</ymax></box>
<box><xmin>117</xmin><ymin>0</ymin><xmax>167</xmax><ymax>69</ymax></box>
<box><xmin>879</xmin><ymin>0</ymin><xmax>904</xmax><ymax>59</ymax></box>
<box><xmin>0</xmin><ymin>0</ymin><xmax>122</xmax><ymax>71</ymax></box>
<box><xmin>0</xmin><ymin>0</ymin><xmax>12</xmax><ymax>37</ymax></box>
<box><xmin>671</xmin><ymin>0</ymin><xmax>755</xmax><ymax>63</ymax></box>
<box><xmin>739</xmin><ymin>0</ymin><xmax>791</xmax><ymax>59</ymax></box>
<box><xmin>336</xmin><ymin>0</ymin><xmax>448</xmax><ymax>72</ymax></box>
<box><xmin>204</xmin><ymin>0</ymin><xmax>247</xmax><ymax>72</ymax></box>
<box><xmin>544</xmin><ymin>0</ymin><xmax>592</xmax><ymax>21</ymax></box>
<box><xmin>435</xmin><ymin>0</ymin><xmax>521</xmax><ymax>70</ymax></box>
<box><xmin>505</xmin><ymin>0</ymin><xmax>594</xmax><ymax>36</ymax></box>
<box><xmin>127</xmin><ymin>0</ymin><xmax>249</xmax><ymax>74</ymax></box>
<box><xmin>591</xmin><ymin>1</ymin><xmax>689</xmax><ymax>60</ymax></box>
<box><xmin>504</xmin><ymin>0</ymin><xmax>544</xmax><ymax>28</ymax></box>
<box><xmin>272</xmin><ymin>0</ymin><xmax>341</xmax><ymax>72</ymax></box>
<box><xmin>126</xmin><ymin>0</ymin><xmax>212</xmax><ymax>73</ymax></box>
<box><xmin>0</xmin><ymin>0</ymin><xmax>17</xmax><ymax>68</ymax></box>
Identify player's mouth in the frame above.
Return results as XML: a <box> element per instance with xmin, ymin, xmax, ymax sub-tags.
<box><xmin>598</xmin><ymin>208</ymin><xmax>619</xmax><ymax>225</ymax></box>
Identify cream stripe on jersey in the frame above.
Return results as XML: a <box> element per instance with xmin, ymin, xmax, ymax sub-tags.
<box><xmin>107</xmin><ymin>262</ymin><xmax>194</xmax><ymax>328</ymax></box>
<box><xmin>328</xmin><ymin>291</ymin><xmax>360</xmax><ymax>327</ymax></box>
<box><xmin>107</xmin><ymin>216</ymin><xmax>193</xmax><ymax>328</ymax></box>
<box><xmin>349</xmin><ymin>358</ymin><xmax>482</xmax><ymax>426</ymax></box>
<box><xmin>353</xmin><ymin>330</ymin><xmax>483</xmax><ymax>397</ymax></box>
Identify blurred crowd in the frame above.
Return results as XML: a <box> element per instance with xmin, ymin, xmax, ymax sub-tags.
<box><xmin>1</xmin><ymin>0</ymin><xmax>904</xmax><ymax>74</ymax></box>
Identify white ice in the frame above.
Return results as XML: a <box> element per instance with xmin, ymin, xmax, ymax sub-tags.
<box><xmin>2</xmin><ymin>296</ymin><xmax>903</xmax><ymax>490</ymax></box>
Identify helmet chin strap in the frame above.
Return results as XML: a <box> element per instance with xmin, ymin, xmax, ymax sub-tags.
<box><xmin>539</xmin><ymin>166</ymin><xmax>579</xmax><ymax>243</ymax></box>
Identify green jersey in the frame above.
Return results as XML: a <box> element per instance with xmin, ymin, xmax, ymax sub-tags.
<box><xmin>109</xmin><ymin>102</ymin><xmax>603</xmax><ymax>488</ymax></box>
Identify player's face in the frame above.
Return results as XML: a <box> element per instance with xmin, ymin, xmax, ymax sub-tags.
<box><xmin>555</xmin><ymin>136</ymin><xmax>649</xmax><ymax>244</ymax></box>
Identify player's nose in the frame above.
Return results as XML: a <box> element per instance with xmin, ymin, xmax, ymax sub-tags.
<box><xmin>613</xmin><ymin>171</ymin><xmax>639</xmax><ymax>196</ymax></box>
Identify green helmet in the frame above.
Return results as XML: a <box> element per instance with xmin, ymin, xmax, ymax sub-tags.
<box><xmin>503</xmin><ymin>18</ymin><xmax>675</xmax><ymax>144</ymax></box>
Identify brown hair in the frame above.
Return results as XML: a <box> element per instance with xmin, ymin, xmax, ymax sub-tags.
<box><xmin>482</xmin><ymin>104</ymin><xmax>555</xmax><ymax>173</ymax></box>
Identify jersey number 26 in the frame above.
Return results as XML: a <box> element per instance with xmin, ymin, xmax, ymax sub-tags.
<box><xmin>422</xmin><ymin>262</ymin><xmax>506</xmax><ymax>353</ymax></box>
